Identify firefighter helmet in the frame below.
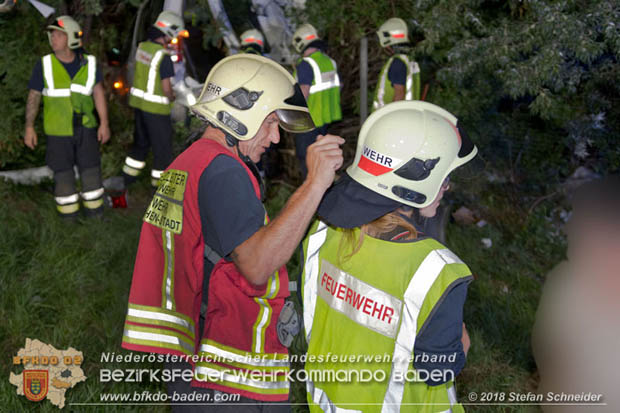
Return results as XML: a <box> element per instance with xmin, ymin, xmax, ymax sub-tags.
<box><xmin>47</xmin><ymin>16</ymin><xmax>83</xmax><ymax>50</ymax></box>
<box><xmin>240</xmin><ymin>29</ymin><xmax>265</xmax><ymax>53</ymax></box>
<box><xmin>377</xmin><ymin>17</ymin><xmax>409</xmax><ymax>48</ymax></box>
<box><xmin>153</xmin><ymin>11</ymin><xmax>184</xmax><ymax>39</ymax></box>
<box><xmin>347</xmin><ymin>100</ymin><xmax>477</xmax><ymax>208</ymax></box>
<box><xmin>292</xmin><ymin>23</ymin><xmax>319</xmax><ymax>53</ymax></box>
<box><xmin>191</xmin><ymin>54</ymin><xmax>315</xmax><ymax>141</ymax></box>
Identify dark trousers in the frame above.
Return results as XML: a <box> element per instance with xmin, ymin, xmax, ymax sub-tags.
<box><xmin>123</xmin><ymin>108</ymin><xmax>173</xmax><ymax>185</ymax></box>
<box><xmin>46</xmin><ymin>125</ymin><xmax>103</xmax><ymax>216</ymax></box>
<box><xmin>295</xmin><ymin>124</ymin><xmax>329</xmax><ymax>179</ymax></box>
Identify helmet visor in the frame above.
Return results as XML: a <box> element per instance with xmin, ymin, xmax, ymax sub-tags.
<box><xmin>276</xmin><ymin>109</ymin><xmax>315</xmax><ymax>133</ymax></box>
<box><xmin>276</xmin><ymin>83</ymin><xmax>315</xmax><ymax>133</ymax></box>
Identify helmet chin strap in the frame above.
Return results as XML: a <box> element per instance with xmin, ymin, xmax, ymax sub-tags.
<box><xmin>227</xmin><ymin>132</ymin><xmax>266</xmax><ymax>202</ymax></box>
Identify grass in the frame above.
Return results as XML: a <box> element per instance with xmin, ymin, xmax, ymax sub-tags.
<box><xmin>0</xmin><ymin>167</ymin><xmax>566</xmax><ymax>412</ymax></box>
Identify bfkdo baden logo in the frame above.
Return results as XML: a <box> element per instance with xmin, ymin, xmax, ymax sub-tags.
<box><xmin>24</xmin><ymin>370</ymin><xmax>49</xmax><ymax>402</ymax></box>
<box><xmin>9</xmin><ymin>338</ymin><xmax>87</xmax><ymax>409</ymax></box>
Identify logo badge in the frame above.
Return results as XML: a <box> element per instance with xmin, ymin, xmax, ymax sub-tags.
<box><xmin>358</xmin><ymin>145</ymin><xmax>401</xmax><ymax>176</ymax></box>
<box><xmin>24</xmin><ymin>370</ymin><xmax>48</xmax><ymax>402</ymax></box>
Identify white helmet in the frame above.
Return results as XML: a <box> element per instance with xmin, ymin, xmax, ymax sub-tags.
<box><xmin>377</xmin><ymin>17</ymin><xmax>409</xmax><ymax>48</ymax></box>
<box><xmin>318</xmin><ymin>101</ymin><xmax>477</xmax><ymax>228</ymax></box>
<box><xmin>191</xmin><ymin>54</ymin><xmax>315</xmax><ymax>141</ymax></box>
<box><xmin>292</xmin><ymin>23</ymin><xmax>319</xmax><ymax>53</ymax></box>
<box><xmin>240</xmin><ymin>29</ymin><xmax>265</xmax><ymax>53</ymax></box>
<box><xmin>47</xmin><ymin>16</ymin><xmax>83</xmax><ymax>50</ymax></box>
<box><xmin>349</xmin><ymin>100</ymin><xmax>477</xmax><ymax>208</ymax></box>
<box><xmin>154</xmin><ymin>11</ymin><xmax>184</xmax><ymax>39</ymax></box>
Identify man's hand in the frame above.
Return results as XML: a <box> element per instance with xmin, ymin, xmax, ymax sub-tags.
<box><xmin>305</xmin><ymin>134</ymin><xmax>345</xmax><ymax>191</ymax></box>
<box><xmin>24</xmin><ymin>126</ymin><xmax>38</xmax><ymax>149</ymax></box>
<box><xmin>462</xmin><ymin>322</ymin><xmax>471</xmax><ymax>356</ymax></box>
<box><xmin>97</xmin><ymin>123</ymin><xmax>111</xmax><ymax>144</ymax></box>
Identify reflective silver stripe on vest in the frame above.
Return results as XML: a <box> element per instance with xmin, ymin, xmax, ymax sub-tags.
<box><xmin>303</xmin><ymin>221</ymin><xmax>328</xmax><ymax>341</ymax></box>
<box><xmin>130</xmin><ymin>87</ymin><xmax>170</xmax><ymax>104</ymax></box>
<box><xmin>130</xmin><ymin>49</ymin><xmax>170</xmax><ymax>105</ymax></box>
<box><xmin>436</xmin><ymin>386</ymin><xmax>458</xmax><ymax>413</ymax></box>
<box><xmin>199</xmin><ymin>342</ymin><xmax>289</xmax><ymax>367</ymax></box>
<box><xmin>307</xmin><ymin>380</ymin><xmax>361</xmax><ymax>413</ymax></box>
<box><xmin>70</xmin><ymin>55</ymin><xmax>96</xmax><ymax>95</ymax></box>
<box><xmin>404</xmin><ymin>60</ymin><xmax>420</xmax><ymax>101</ymax></box>
<box><xmin>80</xmin><ymin>187</ymin><xmax>104</xmax><ymax>201</ymax></box>
<box><xmin>127</xmin><ymin>307</ymin><xmax>195</xmax><ymax>336</ymax></box>
<box><xmin>123</xmin><ymin>328</ymin><xmax>194</xmax><ymax>354</ymax></box>
<box><xmin>42</xmin><ymin>55</ymin><xmax>70</xmax><ymax>97</ymax></box>
<box><xmin>374</xmin><ymin>55</ymin><xmax>419</xmax><ymax>109</ymax></box>
<box><xmin>42</xmin><ymin>54</ymin><xmax>96</xmax><ymax>97</ymax></box>
<box><xmin>55</xmin><ymin>193</ymin><xmax>80</xmax><ymax>205</ymax></box>
<box><xmin>125</xmin><ymin>156</ymin><xmax>146</xmax><ymax>169</ymax></box>
<box><xmin>194</xmin><ymin>365</ymin><xmax>290</xmax><ymax>390</ymax></box>
<box><xmin>164</xmin><ymin>230</ymin><xmax>175</xmax><ymax>310</ymax></box>
<box><xmin>373</xmin><ymin>56</ymin><xmax>392</xmax><ymax>109</ymax></box>
<box><xmin>303</xmin><ymin>57</ymin><xmax>341</xmax><ymax>94</ymax></box>
<box><xmin>381</xmin><ymin>249</ymin><xmax>464</xmax><ymax>413</ymax></box>
<box><xmin>253</xmin><ymin>273</ymin><xmax>277</xmax><ymax>353</ymax></box>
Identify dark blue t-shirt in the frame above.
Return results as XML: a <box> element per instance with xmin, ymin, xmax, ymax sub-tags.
<box><xmin>296</xmin><ymin>60</ymin><xmax>314</xmax><ymax>86</ymax></box>
<box><xmin>387</xmin><ymin>57</ymin><xmax>407</xmax><ymax>86</ymax></box>
<box><xmin>28</xmin><ymin>53</ymin><xmax>103</xmax><ymax>92</ymax></box>
<box><xmin>197</xmin><ymin>154</ymin><xmax>265</xmax><ymax>278</ymax></box>
<box><xmin>158</xmin><ymin>54</ymin><xmax>174</xmax><ymax>80</ymax></box>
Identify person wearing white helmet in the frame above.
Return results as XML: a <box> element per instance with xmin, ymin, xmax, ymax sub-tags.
<box><xmin>240</xmin><ymin>28</ymin><xmax>266</xmax><ymax>55</ymax></box>
<box><xmin>292</xmin><ymin>23</ymin><xmax>342</xmax><ymax>178</ymax></box>
<box><xmin>300</xmin><ymin>101</ymin><xmax>477</xmax><ymax>412</ymax></box>
<box><xmin>24</xmin><ymin>15</ymin><xmax>110</xmax><ymax>219</ymax></box>
<box><xmin>122</xmin><ymin>54</ymin><xmax>344</xmax><ymax>410</ymax></box>
<box><xmin>121</xmin><ymin>11</ymin><xmax>184</xmax><ymax>192</ymax></box>
<box><xmin>373</xmin><ymin>17</ymin><xmax>421</xmax><ymax>110</ymax></box>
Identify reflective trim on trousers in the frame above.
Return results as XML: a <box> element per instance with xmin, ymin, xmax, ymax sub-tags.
<box><xmin>381</xmin><ymin>249</ymin><xmax>464</xmax><ymax>413</ymax></box>
<box><xmin>123</xmin><ymin>164</ymin><xmax>141</xmax><ymax>177</ymax></box>
<box><xmin>302</xmin><ymin>221</ymin><xmax>329</xmax><ymax>342</ymax></box>
<box><xmin>81</xmin><ymin>187</ymin><xmax>104</xmax><ymax>201</ymax></box>
<box><xmin>55</xmin><ymin>193</ymin><xmax>80</xmax><ymax>205</ymax></box>
<box><xmin>125</xmin><ymin>156</ymin><xmax>146</xmax><ymax>169</ymax></box>
<box><xmin>57</xmin><ymin>203</ymin><xmax>79</xmax><ymax>214</ymax></box>
<box><xmin>83</xmin><ymin>198</ymin><xmax>103</xmax><ymax>210</ymax></box>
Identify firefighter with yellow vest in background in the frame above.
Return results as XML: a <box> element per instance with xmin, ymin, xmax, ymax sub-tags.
<box><xmin>24</xmin><ymin>15</ymin><xmax>110</xmax><ymax>219</ymax></box>
<box><xmin>292</xmin><ymin>23</ymin><xmax>342</xmax><ymax>178</ymax></box>
<box><xmin>240</xmin><ymin>28</ymin><xmax>266</xmax><ymax>55</ymax></box>
<box><xmin>301</xmin><ymin>101</ymin><xmax>477</xmax><ymax>412</ymax></box>
<box><xmin>373</xmin><ymin>17</ymin><xmax>421</xmax><ymax>110</ymax></box>
<box><xmin>122</xmin><ymin>54</ymin><xmax>344</xmax><ymax>411</ymax></box>
<box><xmin>121</xmin><ymin>11</ymin><xmax>183</xmax><ymax>191</ymax></box>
